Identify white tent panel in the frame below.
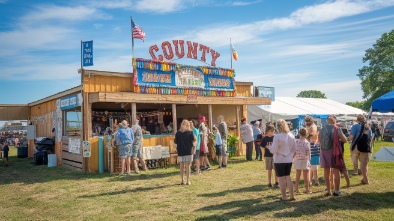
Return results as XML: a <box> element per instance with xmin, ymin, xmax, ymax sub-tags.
<box><xmin>373</xmin><ymin>147</ymin><xmax>394</xmax><ymax>162</ymax></box>
<box><xmin>248</xmin><ymin>97</ymin><xmax>366</xmax><ymax>122</ymax></box>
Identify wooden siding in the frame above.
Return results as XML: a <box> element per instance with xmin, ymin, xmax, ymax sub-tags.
<box><xmin>30</xmin><ymin>100</ymin><xmax>57</xmax><ymax>138</ymax></box>
<box><xmin>83</xmin><ymin>74</ymin><xmax>133</xmax><ymax>93</ymax></box>
<box><xmin>235</xmin><ymin>84</ymin><xmax>252</xmax><ymax>97</ymax></box>
<box><xmin>88</xmin><ymin>92</ymin><xmax>270</xmax><ymax>105</ymax></box>
<box><xmin>0</xmin><ymin>105</ymin><xmax>30</xmax><ymax>121</ymax></box>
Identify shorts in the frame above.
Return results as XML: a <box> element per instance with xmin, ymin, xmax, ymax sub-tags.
<box><xmin>118</xmin><ymin>144</ymin><xmax>132</xmax><ymax>159</ymax></box>
<box><xmin>131</xmin><ymin>144</ymin><xmax>143</xmax><ymax>159</ymax></box>
<box><xmin>265</xmin><ymin>157</ymin><xmax>274</xmax><ymax>170</ymax></box>
<box><xmin>216</xmin><ymin>144</ymin><xmax>227</xmax><ymax>156</ymax></box>
<box><xmin>178</xmin><ymin>155</ymin><xmax>193</xmax><ymax>163</ymax></box>
<box><xmin>293</xmin><ymin>159</ymin><xmax>310</xmax><ymax>170</ymax></box>
<box><xmin>221</xmin><ymin>139</ymin><xmax>228</xmax><ymax>155</ymax></box>
<box><xmin>193</xmin><ymin>150</ymin><xmax>200</xmax><ymax>160</ymax></box>
<box><xmin>320</xmin><ymin>150</ymin><xmax>335</xmax><ymax>168</ymax></box>
<box><xmin>274</xmin><ymin>163</ymin><xmax>292</xmax><ymax>177</ymax></box>
<box><xmin>310</xmin><ymin>155</ymin><xmax>320</xmax><ymax>166</ymax></box>
<box><xmin>351</xmin><ymin>146</ymin><xmax>370</xmax><ymax>164</ymax></box>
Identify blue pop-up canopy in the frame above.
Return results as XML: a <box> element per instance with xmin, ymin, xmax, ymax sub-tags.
<box><xmin>372</xmin><ymin>90</ymin><xmax>394</xmax><ymax>113</ymax></box>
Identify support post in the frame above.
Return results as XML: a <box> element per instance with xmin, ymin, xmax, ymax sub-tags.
<box><xmin>172</xmin><ymin>104</ymin><xmax>177</xmax><ymax>134</ymax></box>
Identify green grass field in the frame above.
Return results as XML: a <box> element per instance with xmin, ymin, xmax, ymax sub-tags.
<box><xmin>1</xmin><ymin>141</ymin><xmax>394</xmax><ymax>221</ymax></box>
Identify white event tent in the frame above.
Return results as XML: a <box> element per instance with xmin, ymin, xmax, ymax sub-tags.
<box><xmin>248</xmin><ymin>97</ymin><xmax>366</xmax><ymax>129</ymax></box>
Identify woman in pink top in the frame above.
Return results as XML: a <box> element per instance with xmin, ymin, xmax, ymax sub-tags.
<box><xmin>293</xmin><ymin>128</ymin><xmax>311</xmax><ymax>194</ymax></box>
<box><xmin>269</xmin><ymin>119</ymin><xmax>297</xmax><ymax>201</ymax></box>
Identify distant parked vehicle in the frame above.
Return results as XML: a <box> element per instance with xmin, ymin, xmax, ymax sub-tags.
<box><xmin>383</xmin><ymin>121</ymin><xmax>394</xmax><ymax>141</ymax></box>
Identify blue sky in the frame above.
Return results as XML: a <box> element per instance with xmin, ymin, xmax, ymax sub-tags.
<box><xmin>0</xmin><ymin>0</ymin><xmax>394</xmax><ymax>107</ymax></box>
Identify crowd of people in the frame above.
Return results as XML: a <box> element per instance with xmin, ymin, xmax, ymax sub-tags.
<box><xmin>2</xmin><ymin>113</ymin><xmax>374</xmax><ymax>199</ymax></box>
<box><xmin>109</xmin><ymin>112</ymin><xmax>373</xmax><ymax>196</ymax></box>
<box><xmin>242</xmin><ymin>114</ymin><xmax>373</xmax><ymax>200</ymax></box>
<box><xmin>173</xmin><ymin>115</ymin><xmax>229</xmax><ymax>185</ymax></box>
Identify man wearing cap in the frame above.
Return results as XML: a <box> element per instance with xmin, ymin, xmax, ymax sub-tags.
<box><xmin>115</xmin><ymin>120</ymin><xmax>134</xmax><ymax>175</ymax></box>
<box><xmin>240</xmin><ymin>117</ymin><xmax>254</xmax><ymax>161</ymax></box>
<box><xmin>199</xmin><ymin>116</ymin><xmax>211</xmax><ymax>171</ymax></box>
<box><xmin>131</xmin><ymin>118</ymin><xmax>148</xmax><ymax>173</ymax></box>
<box><xmin>252</xmin><ymin>121</ymin><xmax>263</xmax><ymax>161</ymax></box>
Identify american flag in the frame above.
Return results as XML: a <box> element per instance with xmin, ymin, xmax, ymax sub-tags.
<box><xmin>131</xmin><ymin>18</ymin><xmax>145</xmax><ymax>41</ymax></box>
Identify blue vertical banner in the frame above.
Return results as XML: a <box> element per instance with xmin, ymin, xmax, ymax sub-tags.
<box><xmin>82</xmin><ymin>40</ymin><xmax>93</xmax><ymax>67</ymax></box>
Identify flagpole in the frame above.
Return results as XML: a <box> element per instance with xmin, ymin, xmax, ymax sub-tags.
<box><xmin>131</xmin><ymin>16</ymin><xmax>134</xmax><ymax>60</ymax></box>
<box><xmin>230</xmin><ymin>38</ymin><xmax>233</xmax><ymax>69</ymax></box>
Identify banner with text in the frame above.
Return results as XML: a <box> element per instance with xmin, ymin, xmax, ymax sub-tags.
<box><xmin>82</xmin><ymin>40</ymin><xmax>93</xmax><ymax>67</ymax></box>
<box><xmin>135</xmin><ymin>67</ymin><xmax>234</xmax><ymax>91</ymax></box>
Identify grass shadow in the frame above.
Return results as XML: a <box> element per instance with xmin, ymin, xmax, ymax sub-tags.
<box><xmin>0</xmin><ymin>156</ymin><xmax>179</xmax><ymax>185</ymax></box>
<box><xmin>195</xmin><ymin>191</ymin><xmax>394</xmax><ymax>220</ymax></box>
<box><xmin>198</xmin><ymin>184</ymin><xmax>264</xmax><ymax>197</ymax></box>
<box><xmin>79</xmin><ymin>184</ymin><xmax>172</xmax><ymax>198</ymax></box>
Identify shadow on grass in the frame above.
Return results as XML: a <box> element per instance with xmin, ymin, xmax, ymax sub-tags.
<box><xmin>195</xmin><ymin>191</ymin><xmax>394</xmax><ymax>220</ymax></box>
<box><xmin>0</xmin><ymin>156</ymin><xmax>179</xmax><ymax>185</ymax></box>
<box><xmin>79</xmin><ymin>184</ymin><xmax>173</xmax><ymax>198</ymax></box>
<box><xmin>198</xmin><ymin>184</ymin><xmax>264</xmax><ymax>197</ymax></box>
<box><xmin>108</xmin><ymin>170</ymin><xmax>179</xmax><ymax>182</ymax></box>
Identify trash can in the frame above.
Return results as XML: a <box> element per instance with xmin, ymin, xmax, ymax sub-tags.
<box><xmin>48</xmin><ymin>154</ymin><xmax>57</xmax><ymax>167</ymax></box>
<box><xmin>17</xmin><ymin>146</ymin><xmax>28</xmax><ymax>158</ymax></box>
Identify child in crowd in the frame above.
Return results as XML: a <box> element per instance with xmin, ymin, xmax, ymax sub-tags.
<box><xmin>212</xmin><ymin>126</ymin><xmax>223</xmax><ymax>169</ymax></box>
<box><xmin>293</xmin><ymin>128</ymin><xmax>311</xmax><ymax>193</ymax></box>
<box><xmin>260</xmin><ymin>125</ymin><xmax>278</xmax><ymax>188</ymax></box>
<box><xmin>3</xmin><ymin>141</ymin><xmax>9</xmax><ymax>167</ymax></box>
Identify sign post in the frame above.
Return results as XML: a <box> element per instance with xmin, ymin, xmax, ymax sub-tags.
<box><xmin>80</xmin><ymin>40</ymin><xmax>93</xmax><ymax>172</ymax></box>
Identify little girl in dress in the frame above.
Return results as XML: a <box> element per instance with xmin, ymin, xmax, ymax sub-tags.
<box><xmin>293</xmin><ymin>128</ymin><xmax>312</xmax><ymax>193</ymax></box>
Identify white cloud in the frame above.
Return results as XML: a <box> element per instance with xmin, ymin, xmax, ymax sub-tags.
<box><xmin>174</xmin><ymin>0</ymin><xmax>394</xmax><ymax>47</ymax></box>
<box><xmin>231</xmin><ymin>0</ymin><xmax>261</xmax><ymax>6</ymax></box>
<box><xmin>275</xmin><ymin>79</ymin><xmax>363</xmax><ymax>103</ymax></box>
<box><xmin>19</xmin><ymin>5</ymin><xmax>111</xmax><ymax>25</ymax></box>
<box><xmin>133</xmin><ymin>0</ymin><xmax>205</xmax><ymax>13</ymax></box>
<box><xmin>0</xmin><ymin>26</ymin><xmax>76</xmax><ymax>53</ymax></box>
<box><xmin>89</xmin><ymin>0</ymin><xmax>133</xmax><ymax>9</ymax></box>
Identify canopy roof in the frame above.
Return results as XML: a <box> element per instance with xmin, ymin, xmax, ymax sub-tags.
<box><xmin>372</xmin><ymin>90</ymin><xmax>394</xmax><ymax>113</ymax></box>
<box><xmin>248</xmin><ymin>97</ymin><xmax>365</xmax><ymax>121</ymax></box>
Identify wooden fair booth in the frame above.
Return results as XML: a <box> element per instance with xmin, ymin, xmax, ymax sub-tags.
<box><xmin>26</xmin><ymin>38</ymin><xmax>271</xmax><ymax>172</ymax></box>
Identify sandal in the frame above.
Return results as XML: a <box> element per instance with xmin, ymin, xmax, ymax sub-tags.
<box><xmin>288</xmin><ymin>197</ymin><xmax>296</xmax><ymax>201</ymax></box>
<box><xmin>186</xmin><ymin>181</ymin><xmax>191</xmax><ymax>185</ymax></box>
<box><xmin>304</xmin><ymin>191</ymin><xmax>313</xmax><ymax>194</ymax></box>
<box><xmin>361</xmin><ymin>179</ymin><xmax>369</xmax><ymax>185</ymax></box>
<box><xmin>324</xmin><ymin>192</ymin><xmax>331</xmax><ymax>197</ymax></box>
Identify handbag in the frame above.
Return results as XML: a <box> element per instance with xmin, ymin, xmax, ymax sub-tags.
<box><xmin>350</xmin><ymin>123</ymin><xmax>365</xmax><ymax>151</ymax></box>
<box><xmin>333</xmin><ymin>126</ymin><xmax>346</xmax><ymax>171</ymax></box>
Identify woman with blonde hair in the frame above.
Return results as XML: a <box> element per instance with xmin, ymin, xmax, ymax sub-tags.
<box><xmin>174</xmin><ymin>119</ymin><xmax>196</xmax><ymax>185</ymax></box>
<box><xmin>269</xmin><ymin>119</ymin><xmax>297</xmax><ymax>201</ymax></box>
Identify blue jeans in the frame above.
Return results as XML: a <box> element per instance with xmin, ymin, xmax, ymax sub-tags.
<box><xmin>254</xmin><ymin>140</ymin><xmax>262</xmax><ymax>160</ymax></box>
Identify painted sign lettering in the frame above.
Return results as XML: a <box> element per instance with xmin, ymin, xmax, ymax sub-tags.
<box><xmin>149</xmin><ymin>40</ymin><xmax>221</xmax><ymax>66</ymax></box>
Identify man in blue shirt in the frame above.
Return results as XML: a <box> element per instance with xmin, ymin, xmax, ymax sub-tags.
<box><xmin>115</xmin><ymin>120</ymin><xmax>134</xmax><ymax>175</ymax></box>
